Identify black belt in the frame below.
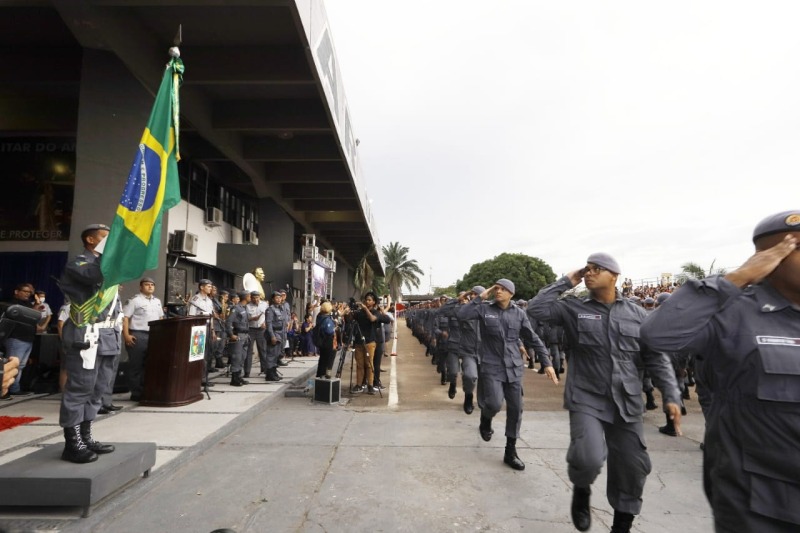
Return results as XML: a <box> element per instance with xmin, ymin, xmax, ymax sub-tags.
<box><xmin>130</xmin><ymin>329</ymin><xmax>149</xmax><ymax>333</ymax></box>
<box><xmin>234</xmin><ymin>329</ymin><xmax>249</xmax><ymax>334</ymax></box>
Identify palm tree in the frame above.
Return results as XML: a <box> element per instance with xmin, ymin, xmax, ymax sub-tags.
<box><xmin>382</xmin><ymin>241</ymin><xmax>424</xmax><ymax>302</ymax></box>
<box><xmin>678</xmin><ymin>259</ymin><xmax>727</xmax><ymax>283</ymax></box>
<box><xmin>353</xmin><ymin>248</ymin><xmax>376</xmax><ymax>298</ymax></box>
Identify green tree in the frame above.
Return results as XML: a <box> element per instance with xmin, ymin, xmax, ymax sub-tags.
<box><xmin>455</xmin><ymin>253</ymin><xmax>556</xmax><ymax>300</ymax></box>
<box><xmin>382</xmin><ymin>241</ymin><xmax>425</xmax><ymax>301</ymax></box>
<box><xmin>433</xmin><ymin>284</ymin><xmax>457</xmax><ymax>297</ymax></box>
<box><xmin>677</xmin><ymin>259</ymin><xmax>727</xmax><ymax>283</ymax></box>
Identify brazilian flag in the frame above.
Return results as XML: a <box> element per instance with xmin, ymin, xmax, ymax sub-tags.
<box><xmin>101</xmin><ymin>56</ymin><xmax>184</xmax><ymax>289</ymax></box>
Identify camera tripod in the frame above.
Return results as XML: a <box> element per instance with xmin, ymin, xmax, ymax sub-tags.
<box><xmin>335</xmin><ymin>316</ymin><xmax>383</xmax><ymax>398</ymax></box>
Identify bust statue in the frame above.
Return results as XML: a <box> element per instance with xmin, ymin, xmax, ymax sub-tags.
<box><xmin>242</xmin><ymin>267</ymin><xmax>266</xmax><ymax>298</ymax></box>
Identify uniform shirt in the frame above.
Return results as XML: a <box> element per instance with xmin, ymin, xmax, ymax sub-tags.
<box><xmin>457</xmin><ymin>296</ymin><xmax>550</xmax><ymax>382</ymax></box>
<box><xmin>246</xmin><ymin>301</ymin><xmax>268</xmax><ymax>328</ymax></box>
<box><xmin>226</xmin><ymin>303</ymin><xmax>250</xmax><ymax>335</ymax></box>
<box><xmin>123</xmin><ymin>292</ymin><xmax>165</xmax><ymax>331</ymax></box>
<box><xmin>640</xmin><ymin>276</ymin><xmax>800</xmax><ymax>527</ymax></box>
<box><xmin>438</xmin><ymin>299</ymin><xmax>462</xmax><ymax>347</ymax></box>
<box><xmin>458</xmin><ymin>307</ymin><xmax>482</xmax><ymax>358</ymax></box>
<box><xmin>265</xmin><ymin>305</ymin><xmax>285</xmax><ymax>341</ymax></box>
<box><xmin>57</xmin><ymin>303</ymin><xmax>70</xmax><ymax>323</ymax></box>
<box><xmin>528</xmin><ymin>276</ymin><xmax>680</xmax><ymax>424</ymax></box>
<box><xmin>187</xmin><ymin>292</ymin><xmax>213</xmax><ymax>316</ymax></box>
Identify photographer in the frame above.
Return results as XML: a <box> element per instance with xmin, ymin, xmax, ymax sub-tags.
<box><xmin>346</xmin><ymin>292</ymin><xmax>390</xmax><ymax>394</ymax></box>
<box><xmin>0</xmin><ymin>283</ymin><xmax>37</xmax><ymax>398</ymax></box>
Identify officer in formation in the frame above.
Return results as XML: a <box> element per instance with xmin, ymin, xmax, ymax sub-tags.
<box><xmin>264</xmin><ymin>291</ymin><xmax>285</xmax><ymax>382</ymax></box>
<box><xmin>528</xmin><ymin>253</ymin><xmax>681</xmax><ymax>533</ymax></box>
<box><xmin>458</xmin><ymin>278</ymin><xmax>557</xmax><ymax>471</ymax></box>
<box><xmin>187</xmin><ymin>279</ymin><xmax>215</xmax><ymax>387</ymax></box>
<box><xmin>641</xmin><ymin>210</ymin><xmax>800</xmax><ymax>533</ymax></box>
<box><xmin>457</xmin><ymin>286</ymin><xmax>485</xmax><ymax>414</ymax></box>
<box><xmin>247</xmin><ymin>291</ymin><xmax>268</xmax><ymax>375</ymax></box>
<box><xmin>436</xmin><ymin>295</ymin><xmax>460</xmax><ymax>395</ymax></box>
<box><xmin>122</xmin><ymin>277</ymin><xmax>164</xmax><ymax>403</ymax></box>
<box><xmin>278</xmin><ymin>290</ymin><xmax>291</xmax><ymax>366</ymax></box>
<box><xmin>58</xmin><ymin>223</ymin><xmax>117</xmax><ymax>463</ymax></box>
<box><xmin>225</xmin><ymin>291</ymin><xmax>251</xmax><ymax>386</ymax></box>
<box><xmin>210</xmin><ymin>285</ymin><xmax>226</xmax><ymax>371</ymax></box>
<box><xmin>96</xmin><ymin>291</ymin><xmax>123</xmax><ymax>414</ymax></box>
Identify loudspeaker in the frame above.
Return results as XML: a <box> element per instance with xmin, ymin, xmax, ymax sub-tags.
<box><xmin>313</xmin><ymin>377</ymin><xmax>340</xmax><ymax>404</ymax></box>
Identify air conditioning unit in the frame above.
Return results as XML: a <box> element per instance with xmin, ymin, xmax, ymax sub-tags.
<box><xmin>170</xmin><ymin>230</ymin><xmax>198</xmax><ymax>256</ymax></box>
<box><xmin>205</xmin><ymin>206</ymin><xmax>223</xmax><ymax>227</ymax></box>
<box><xmin>244</xmin><ymin>230</ymin><xmax>258</xmax><ymax>245</ymax></box>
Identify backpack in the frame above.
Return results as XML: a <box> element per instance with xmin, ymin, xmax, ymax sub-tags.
<box><xmin>313</xmin><ymin>319</ymin><xmax>327</xmax><ymax>348</ymax></box>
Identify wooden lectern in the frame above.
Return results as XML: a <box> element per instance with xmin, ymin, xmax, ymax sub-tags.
<box><xmin>140</xmin><ymin>315</ymin><xmax>208</xmax><ymax>407</ymax></box>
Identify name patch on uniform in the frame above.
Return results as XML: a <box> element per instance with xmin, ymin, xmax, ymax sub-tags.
<box><xmin>486</xmin><ymin>314</ymin><xmax>499</xmax><ymax>319</ymax></box>
<box><xmin>578</xmin><ymin>314</ymin><xmax>602</xmax><ymax>320</ymax></box>
<box><xmin>757</xmin><ymin>336</ymin><xmax>800</xmax><ymax>347</ymax></box>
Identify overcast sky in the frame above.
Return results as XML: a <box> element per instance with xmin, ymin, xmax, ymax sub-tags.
<box><xmin>324</xmin><ymin>1</ymin><xmax>797</xmax><ymax>291</ymax></box>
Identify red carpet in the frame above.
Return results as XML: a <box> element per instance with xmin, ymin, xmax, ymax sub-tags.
<box><xmin>0</xmin><ymin>416</ymin><xmax>42</xmax><ymax>432</ymax></box>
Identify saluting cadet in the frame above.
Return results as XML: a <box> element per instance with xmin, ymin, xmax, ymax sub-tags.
<box><xmin>225</xmin><ymin>291</ymin><xmax>251</xmax><ymax>386</ymax></box>
<box><xmin>58</xmin><ymin>224</ymin><xmax>117</xmax><ymax>463</ymax></box>
<box><xmin>188</xmin><ymin>279</ymin><xmax>215</xmax><ymax>387</ymax></box>
<box><xmin>458</xmin><ymin>279</ymin><xmax>557</xmax><ymax>471</ymax></box>
<box><xmin>122</xmin><ymin>277</ymin><xmax>164</xmax><ymax>402</ymax></box>
<box><xmin>264</xmin><ymin>291</ymin><xmax>285</xmax><ymax>382</ymax></box>
<box><xmin>641</xmin><ymin>210</ymin><xmax>800</xmax><ymax>533</ymax></box>
<box><xmin>528</xmin><ymin>253</ymin><xmax>681</xmax><ymax>533</ymax></box>
<box><xmin>457</xmin><ymin>285</ymin><xmax>485</xmax><ymax>414</ymax></box>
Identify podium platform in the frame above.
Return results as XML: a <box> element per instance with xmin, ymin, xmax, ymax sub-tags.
<box><xmin>0</xmin><ymin>442</ymin><xmax>156</xmax><ymax>517</ymax></box>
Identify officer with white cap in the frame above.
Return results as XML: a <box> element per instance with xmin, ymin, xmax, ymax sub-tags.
<box><xmin>641</xmin><ymin>210</ymin><xmax>800</xmax><ymax>532</ymax></box>
<box><xmin>528</xmin><ymin>253</ymin><xmax>681</xmax><ymax>533</ymax></box>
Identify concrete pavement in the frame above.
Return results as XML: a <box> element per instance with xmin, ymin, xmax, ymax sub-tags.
<box><xmin>0</xmin><ymin>323</ymin><xmax>715</xmax><ymax>532</ymax></box>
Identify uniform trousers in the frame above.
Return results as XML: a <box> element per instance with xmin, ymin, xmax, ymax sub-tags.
<box><xmin>99</xmin><ymin>353</ymin><xmax>120</xmax><ymax>406</ymax></box>
<box><xmin>479</xmin><ymin>376</ymin><xmax>523</xmax><ymax>439</ymax></box>
<box><xmin>60</xmin><ymin>349</ymin><xmax>116</xmax><ymax>427</ymax></box>
<box><xmin>126</xmin><ymin>330</ymin><xmax>149</xmax><ymax>399</ymax></box>
<box><xmin>212</xmin><ymin>329</ymin><xmax>225</xmax><ymax>366</ymax></box>
<box><xmin>354</xmin><ymin>342</ymin><xmax>376</xmax><ymax>386</ymax></box>
<box><xmin>266</xmin><ymin>336</ymin><xmax>283</xmax><ymax>371</ymax></box>
<box><xmin>227</xmin><ymin>332</ymin><xmax>248</xmax><ymax>374</ymax></box>
<box><xmin>446</xmin><ymin>346</ymin><xmax>461</xmax><ymax>383</ymax></box>
<box><xmin>567</xmin><ymin>411</ymin><xmax>651</xmax><ymax>515</ymax></box>
<box><xmin>547</xmin><ymin>343</ymin><xmax>563</xmax><ymax>372</ymax></box>
<box><xmin>460</xmin><ymin>354</ymin><xmax>479</xmax><ymax>395</ymax></box>
<box><xmin>249</xmin><ymin>328</ymin><xmax>267</xmax><ymax>373</ymax></box>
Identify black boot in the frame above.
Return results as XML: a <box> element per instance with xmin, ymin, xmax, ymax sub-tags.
<box><xmin>682</xmin><ymin>387</ymin><xmax>691</xmax><ymax>400</ymax></box>
<box><xmin>265</xmin><ymin>368</ymin><xmax>282</xmax><ymax>382</ymax></box>
<box><xmin>463</xmin><ymin>393</ymin><xmax>474</xmax><ymax>415</ymax></box>
<box><xmin>611</xmin><ymin>510</ymin><xmax>635</xmax><ymax>533</ymax></box>
<box><xmin>62</xmin><ymin>425</ymin><xmax>98</xmax><ymax>463</ymax></box>
<box><xmin>479</xmin><ymin>416</ymin><xmax>493</xmax><ymax>442</ymax></box>
<box><xmin>658</xmin><ymin>413</ymin><xmax>678</xmax><ymax>437</ymax></box>
<box><xmin>503</xmin><ymin>438</ymin><xmax>525</xmax><ymax>471</ymax></box>
<box><xmin>527</xmin><ymin>359</ymin><xmax>534</xmax><ymax>369</ymax></box>
<box><xmin>645</xmin><ymin>390</ymin><xmax>657</xmax><ymax>410</ymax></box>
<box><xmin>79</xmin><ymin>420</ymin><xmax>115</xmax><ymax>454</ymax></box>
<box><xmin>448</xmin><ymin>382</ymin><xmax>457</xmax><ymax>399</ymax></box>
<box><xmin>230</xmin><ymin>371</ymin><xmax>249</xmax><ymax>387</ymax></box>
<box><xmin>571</xmin><ymin>486</ymin><xmax>591</xmax><ymax>532</ymax></box>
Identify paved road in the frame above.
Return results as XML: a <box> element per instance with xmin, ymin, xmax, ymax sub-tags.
<box><xmin>71</xmin><ymin>320</ymin><xmax>714</xmax><ymax>533</ymax></box>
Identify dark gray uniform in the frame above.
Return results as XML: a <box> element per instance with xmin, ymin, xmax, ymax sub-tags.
<box><xmin>458</xmin><ymin>304</ymin><xmax>482</xmax><ymax>396</ymax></box>
<box><xmin>641</xmin><ymin>276</ymin><xmax>800</xmax><ymax>532</ymax></box>
<box><xmin>528</xmin><ymin>277</ymin><xmax>681</xmax><ymax>515</ymax></box>
<box><xmin>225</xmin><ymin>302</ymin><xmax>250</xmax><ymax>375</ymax></box>
<box><xmin>457</xmin><ymin>297</ymin><xmax>550</xmax><ymax>439</ymax></box>
<box><xmin>265</xmin><ymin>304</ymin><xmax>285</xmax><ymax>373</ymax></box>
<box><xmin>98</xmin><ymin>298</ymin><xmax>123</xmax><ymax>408</ymax></box>
<box><xmin>59</xmin><ymin>250</ymin><xmax>120</xmax><ymax>427</ymax></box>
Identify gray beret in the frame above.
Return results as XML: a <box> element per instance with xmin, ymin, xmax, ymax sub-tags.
<box><xmin>250</xmin><ymin>291</ymin><xmax>261</xmax><ymax>297</ymax></box>
<box><xmin>80</xmin><ymin>223</ymin><xmax>110</xmax><ymax>239</ymax></box>
<box><xmin>237</xmin><ymin>291</ymin><xmax>249</xmax><ymax>300</ymax></box>
<box><xmin>643</xmin><ymin>297</ymin><xmax>655</xmax><ymax>305</ymax></box>
<box><xmin>271</xmin><ymin>290</ymin><xmax>281</xmax><ymax>298</ymax></box>
<box><xmin>471</xmin><ymin>285</ymin><xmax>486</xmax><ymax>295</ymax></box>
<box><xmin>495</xmin><ymin>278</ymin><xmax>515</xmax><ymax>295</ymax></box>
<box><xmin>655</xmin><ymin>292</ymin><xmax>671</xmax><ymax>305</ymax></box>
<box><xmin>752</xmin><ymin>210</ymin><xmax>800</xmax><ymax>243</ymax></box>
<box><xmin>586</xmin><ymin>252</ymin><xmax>621</xmax><ymax>275</ymax></box>
<box><xmin>140</xmin><ymin>277</ymin><xmax>155</xmax><ymax>284</ymax></box>
<box><xmin>198</xmin><ymin>279</ymin><xmax>212</xmax><ymax>286</ymax></box>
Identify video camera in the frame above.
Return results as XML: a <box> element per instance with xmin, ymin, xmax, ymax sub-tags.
<box><xmin>348</xmin><ymin>297</ymin><xmax>360</xmax><ymax>312</ymax></box>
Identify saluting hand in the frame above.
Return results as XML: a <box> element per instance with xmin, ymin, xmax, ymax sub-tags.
<box><xmin>725</xmin><ymin>234</ymin><xmax>798</xmax><ymax>288</ymax></box>
<box><xmin>566</xmin><ymin>268</ymin><xmax>586</xmax><ymax>287</ymax></box>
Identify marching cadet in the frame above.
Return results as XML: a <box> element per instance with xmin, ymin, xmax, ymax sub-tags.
<box><xmin>225</xmin><ymin>291</ymin><xmax>251</xmax><ymax>386</ymax></box>
<box><xmin>457</xmin><ymin>286</ymin><xmax>485</xmax><ymax>414</ymax></box>
<box><xmin>264</xmin><ymin>291</ymin><xmax>285</xmax><ymax>382</ymax></box>
<box><xmin>458</xmin><ymin>279</ymin><xmax>557</xmax><ymax>471</ymax></box>
<box><xmin>122</xmin><ymin>277</ymin><xmax>164</xmax><ymax>402</ymax></box>
<box><xmin>58</xmin><ymin>224</ymin><xmax>117</xmax><ymax>463</ymax></box>
<box><xmin>641</xmin><ymin>210</ymin><xmax>800</xmax><ymax>533</ymax></box>
<box><xmin>528</xmin><ymin>253</ymin><xmax>681</xmax><ymax>533</ymax></box>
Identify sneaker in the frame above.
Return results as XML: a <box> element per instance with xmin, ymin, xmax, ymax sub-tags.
<box><xmin>351</xmin><ymin>385</ymin><xmax>363</xmax><ymax>394</ymax></box>
<box><xmin>1</xmin><ymin>392</ymin><xmax>13</xmax><ymax>401</ymax></box>
<box><xmin>366</xmin><ymin>386</ymin><xmax>376</xmax><ymax>395</ymax></box>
